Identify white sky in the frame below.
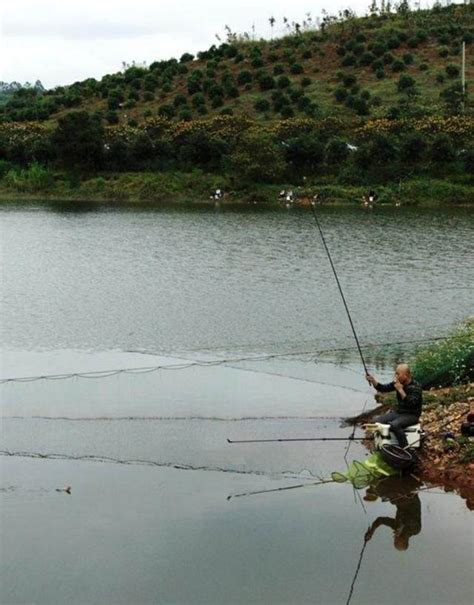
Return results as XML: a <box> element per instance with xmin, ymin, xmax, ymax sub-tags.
<box><xmin>0</xmin><ymin>0</ymin><xmax>453</xmax><ymax>88</ymax></box>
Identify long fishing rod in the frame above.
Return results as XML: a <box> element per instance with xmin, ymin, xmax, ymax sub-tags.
<box><xmin>310</xmin><ymin>206</ymin><xmax>368</xmax><ymax>376</ymax></box>
<box><xmin>227</xmin><ymin>478</ymin><xmax>334</xmax><ymax>501</ymax></box>
<box><xmin>227</xmin><ymin>436</ymin><xmax>372</xmax><ymax>444</ymax></box>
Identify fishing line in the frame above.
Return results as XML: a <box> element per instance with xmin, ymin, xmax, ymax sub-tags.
<box><xmin>310</xmin><ymin>206</ymin><xmax>368</xmax><ymax>375</ymax></box>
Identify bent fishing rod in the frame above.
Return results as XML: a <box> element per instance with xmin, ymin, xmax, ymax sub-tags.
<box><xmin>227</xmin><ymin>436</ymin><xmax>372</xmax><ymax>444</ymax></box>
<box><xmin>227</xmin><ymin>208</ymin><xmax>371</xmax><ymax>446</ymax></box>
<box><xmin>310</xmin><ymin>205</ymin><xmax>368</xmax><ymax>377</ymax></box>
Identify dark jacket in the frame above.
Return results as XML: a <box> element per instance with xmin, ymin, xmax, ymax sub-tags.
<box><xmin>375</xmin><ymin>379</ymin><xmax>423</xmax><ymax>417</ymax></box>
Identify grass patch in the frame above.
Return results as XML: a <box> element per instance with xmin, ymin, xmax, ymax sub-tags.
<box><xmin>411</xmin><ymin>319</ymin><xmax>474</xmax><ymax>388</ymax></box>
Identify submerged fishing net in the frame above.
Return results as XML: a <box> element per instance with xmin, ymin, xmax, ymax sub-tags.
<box><xmin>331</xmin><ymin>452</ymin><xmax>399</xmax><ymax>489</ymax></box>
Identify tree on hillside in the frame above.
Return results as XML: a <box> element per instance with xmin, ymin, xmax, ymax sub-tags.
<box><xmin>52</xmin><ymin>111</ymin><xmax>104</xmax><ymax>169</ymax></box>
<box><xmin>229</xmin><ymin>130</ymin><xmax>286</xmax><ymax>183</ymax></box>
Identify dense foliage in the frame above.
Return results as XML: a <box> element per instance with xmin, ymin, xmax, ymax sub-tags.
<box><xmin>0</xmin><ymin>114</ymin><xmax>472</xmax><ymax>185</ymax></box>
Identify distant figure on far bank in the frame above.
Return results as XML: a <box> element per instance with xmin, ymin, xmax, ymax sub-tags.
<box><xmin>210</xmin><ymin>188</ymin><xmax>224</xmax><ymax>201</ymax></box>
<box><xmin>362</xmin><ymin>190</ymin><xmax>377</xmax><ymax>208</ymax></box>
<box><xmin>365</xmin><ymin>363</ymin><xmax>423</xmax><ymax>448</ymax></box>
<box><xmin>311</xmin><ymin>193</ymin><xmax>322</xmax><ymax>206</ymax></box>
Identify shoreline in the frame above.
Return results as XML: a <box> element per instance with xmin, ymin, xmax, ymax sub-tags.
<box><xmin>1</xmin><ymin>172</ymin><xmax>473</xmax><ymax>208</ymax></box>
<box><xmin>359</xmin><ymin>384</ymin><xmax>474</xmax><ymax>501</ymax></box>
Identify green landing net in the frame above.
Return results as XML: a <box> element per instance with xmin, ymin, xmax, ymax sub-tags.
<box><xmin>331</xmin><ymin>452</ymin><xmax>399</xmax><ymax>489</ymax></box>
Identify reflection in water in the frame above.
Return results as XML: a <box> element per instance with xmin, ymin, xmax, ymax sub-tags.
<box><xmin>346</xmin><ymin>475</ymin><xmax>423</xmax><ymax>605</ymax></box>
<box><xmin>364</xmin><ymin>475</ymin><xmax>422</xmax><ymax>550</ymax></box>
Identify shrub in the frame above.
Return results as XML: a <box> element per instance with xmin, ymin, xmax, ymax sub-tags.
<box><xmin>237</xmin><ymin>70</ymin><xmax>252</xmax><ymax>85</ymax></box>
<box><xmin>353</xmin><ymin>43</ymin><xmax>365</xmax><ymax>56</ymax></box>
<box><xmin>211</xmin><ymin>95</ymin><xmax>224</xmax><ymax>108</ymax></box>
<box><xmin>430</xmin><ymin>133</ymin><xmax>455</xmax><ymax>162</ymax></box>
<box><xmin>342</xmin><ymin>74</ymin><xmax>357</xmax><ymax>88</ymax></box>
<box><xmin>280</xmin><ymin>106</ymin><xmax>295</xmax><ymax>118</ymax></box>
<box><xmin>407</xmin><ymin>37</ymin><xmax>419</xmax><ymax>49</ymax></box>
<box><xmin>403</xmin><ymin>53</ymin><xmax>414</xmax><ymax>65</ymax></box>
<box><xmin>438</xmin><ymin>46</ymin><xmax>449</xmax><ymax>58</ymax></box>
<box><xmin>273</xmin><ymin>64</ymin><xmax>285</xmax><ymax>75</ymax></box>
<box><xmin>387</xmin><ymin>36</ymin><xmax>401</xmax><ymax>50</ymax></box>
<box><xmin>440</xmin><ymin>83</ymin><xmax>466</xmax><ymax>114</ymax></box>
<box><xmin>399</xmin><ymin>133</ymin><xmax>427</xmax><ymax>162</ymax></box>
<box><xmin>463</xmin><ymin>31</ymin><xmax>473</xmax><ymax>45</ymax></box>
<box><xmin>105</xmin><ymin>110</ymin><xmax>119</xmax><ymax>124</ymax></box>
<box><xmin>301</xmin><ymin>76</ymin><xmax>311</xmax><ymax>87</ymax></box>
<box><xmin>359</xmin><ymin>52</ymin><xmax>375</xmax><ymax>67</ymax></box>
<box><xmin>411</xmin><ymin>320</ymin><xmax>474</xmax><ymax>388</ymax></box>
<box><xmin>419</xmin><ymin>63</ymin><xmax>428</xmax><ymax>71</ymax></box>
<box><xmin>371</xmin><ymin>59</ymin><xmax>384</xmax><ymax>72</ymax></box>
<box><xmin>334</xmin><ymin>87</ymin><xmax>348</xmax><ymax>102</ymax></box>
<box><xmin>297</xmin><ymin>95</ymin><xmax>312</xmax><ymax>111</ymax></box>
<box><xmin>258</xmin><ymin>74</ymin><xmax>276</xmax><ymax>91</ymax></box>
<box><xmin>342</xmin><ymin>53</ymin><xmax>356</xmax><ymax>67</ymax></box>
<box><xmin>158</xmin><ymin>104</ymin><xmax>175</xmax><ymax>118</ymax></box>
<box><xmin>254</xmin><ymin>98</ymin><xmax>271</xmax><ymax>112</ymax></box>
<box><xmin>371</xmin><ymin>42</ymin><xmax>387</xmax><ymax>57</ymax></box>
<box><xmin>230</xmin><ymin>130</ymin><xmax>286</xmax><ymax>183</ymax></box>
<box><xmin>277</xmin><ymin>75</ymin><xmax>291</xmax><ymax>89</ymax></box>
<box><xmin>51</xmin><ymin>111</ymin><xmax>104</xmax><ymax>168</ymax></box>
<box><xmin>285</xmin><ymin>135</ymin><xmax>324</xmax><ymax>170</ymax></box>
<box><xmin>345</xmin><ymin>94</ymin><xmax>356</xmax><ymax>108</ymax></box>
<box><xmin>192</xmin><ymin>93</ymin><xmax>206</xmax><ymax>108</ymax></box>
<box><xmin>375</xmin><ymin>68</ymin><xmax>385</xmax><ymax>80</ymax></box>
<box><xmin>3</xmin><ymin>163</ymin><xmax>54</xmax><ymax>192</ymax></box>
<box><xmin>392</xmin><ymin>60</ymin><xmax>405</xmax><ymax>72</ymax></box>
<box><xmin>436</xmin><ymin>73</ymin><xmax>445</xmax><ymax>84</ymax></box>
<box><xmin>290</xmin><ymin>63</ymin><xmax>304</xmax><ymax>75</ymax></box>
<box><xmin>353</xmin><ymin>97</ymin><xmax>370</xmax><ymax>116</ymax></box>
<box><xmin>398</xmin><ymin>74</ymin><xmax>416</xmax><ymax>91</ymax></box>
<box><xmin>325</xmin><ymin>138</ymin><xmax>349</xmax><ymax>165</ymax></box>
<box><xmin>446</xmin><ymin>64</ymin><xmax>460</xmax><ymax>79</ymax></box>
<box><xmin>180</xmin><ymin>53</ymin><xmax>194</xmax><ymax>63</ymax></box>
<box><xmin>251</xmin><ymin>56</ymin><xmax>264</xmax><ymax>68</ymax></box>
<box><xmin>107</xmin><ymin>97</ymin><xmax>121</xmax><ymax>111</ymax></box>
<box><xmin>173</xmin><ymin>93</ymin><xmax>188</xmax><ymax>107</ymax></box>
<box><xmin>289</xmin><ymin>88</ymin><xmax>303</xmax><ymax>102</ymax></box>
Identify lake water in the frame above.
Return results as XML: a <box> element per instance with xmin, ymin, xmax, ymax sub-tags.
<box><xmin>1</xmin><ymin>202</ymin><xmax>473</xmax><ymax>604</ymax></box>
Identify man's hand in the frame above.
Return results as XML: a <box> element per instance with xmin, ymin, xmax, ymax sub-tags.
<box><xmin>366</xmin><ymin>373</ymin><xmax>378</xmax><ymax>387</ymax></box>
<box><xmin>394</xmin><ymin>379</ymin><xmax>406</xmax><ymax>399</ymax></box>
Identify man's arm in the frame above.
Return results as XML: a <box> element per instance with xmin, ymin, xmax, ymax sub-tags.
<box><xmin>365</xmin><ymin>517</ymin><xmax>397</xmax><ymax>541</ymax></box>
<box><xmin>366</xmin><ymin>373</ymin><xmax>395</xmax><ymax>393</ymax></box>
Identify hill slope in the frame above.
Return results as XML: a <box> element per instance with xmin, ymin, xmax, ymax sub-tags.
<box><xmin>1</xmin><ymin>4</ymin><xmax>473</xmax><ymax>126</ymax></box>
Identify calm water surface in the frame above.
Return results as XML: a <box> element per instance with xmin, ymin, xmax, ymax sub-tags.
<box><xmin>1</xmin><ymin>203</ymin><xmax>473</xmax><ymax>604</ymax></box>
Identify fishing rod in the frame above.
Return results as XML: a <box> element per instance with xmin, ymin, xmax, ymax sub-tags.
<box><xmin>227</xmin><ymin>436</ymin><xmax>372</xmax><ymax>444</ymax></box>
<box><xmin>310</xmin><ymin>206</ymin><xmax>369</xmax><ymax>376</ymax></box>
<box><xmin>227</xmin><ymin>478</ymin><xmax>334</xmax><ymax>501</ymax></box>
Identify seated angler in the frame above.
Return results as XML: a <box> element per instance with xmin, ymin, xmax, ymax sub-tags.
<box><xmin>365</xmin><ymin>363</ymin><xmax>423</xmax><ymax>448</ymax></box>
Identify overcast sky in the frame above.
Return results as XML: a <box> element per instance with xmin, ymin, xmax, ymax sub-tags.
<box><xmin>1</xmin><ymin>0</ymin><xmax>449</xmax><ymax>88</ymax></box>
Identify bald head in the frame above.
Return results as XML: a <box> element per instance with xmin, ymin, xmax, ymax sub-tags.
<box><xmin>395</xmin><ymin>364</ymin><xmax>412</xmax><ymax>386</ymax></box>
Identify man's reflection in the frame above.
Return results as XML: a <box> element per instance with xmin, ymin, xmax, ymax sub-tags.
<box><xmin>363</xmin><ymin>475</ymin><xmax>422</xmax><ymax>550</ymax></box>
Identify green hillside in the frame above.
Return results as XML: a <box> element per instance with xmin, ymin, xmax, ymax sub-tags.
<box><xmin>1</xmin><ymin>3</ymin><xmax>473</xmax><ymax>205</ymax></box>
<box><xmin>1</xmin><ymin>3</ymin><xmax>473</xmax><ymax>125</ymax></box>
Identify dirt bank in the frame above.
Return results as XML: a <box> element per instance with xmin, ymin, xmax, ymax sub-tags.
<box><xmin>360</xmin><ymin>384</ymin><xmax>474</xmax><ymax>505</ymax></box>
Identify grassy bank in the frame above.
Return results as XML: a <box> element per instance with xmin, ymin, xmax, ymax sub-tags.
<box><xmin>1</xmin><ymin>168</ymin><xmax>473</xmax><ymax>207</ymax></box>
